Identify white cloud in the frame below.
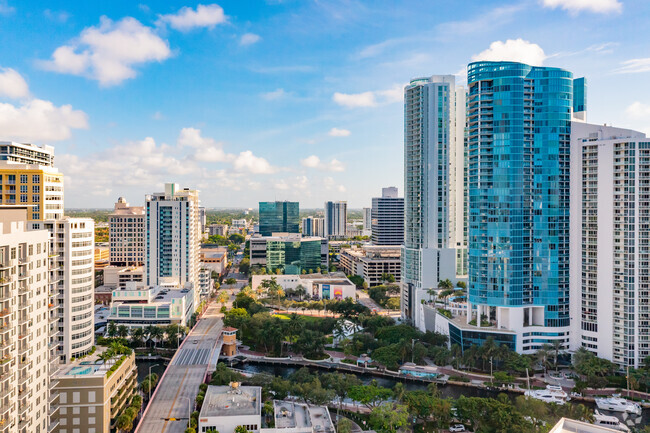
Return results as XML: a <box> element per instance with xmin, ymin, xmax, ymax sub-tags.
<box><xmin>541</xmin><ymin>0</ymin><xmax>622</xmax><ymax>14</ymax></box>
<box><xmin>261</xmin><ymin>88</ymin><xmax>287</xmax><ymax>101</ymax></box>
<box><xmin>41</xmin><ymin>16</ymin><xmax>171</xmax><ymax>86</ymax></box>
<box><xmin>301</xmin><ymin>155</ymin><xmax>345</xmax><ymax>172</ymax></box>
<box><xmin>177</xmin><ymin>127</ymin><xmax>234</xmax><ymax>163</ymax></box>
<box><xmin>233</xmin><ymin>151</ymin><xmax>275</xmax><ymax>174</ymax></box>
<box><xmin>328</xmin><ymin>127</ymin><xmax>350</xmax><ymax>137</ymax></box>
<box><xmin>0</xmin><ymin>98</ymin><xmax>88</xmax><ymax>141</ymax></box>
<box><xmin>332</xmin><ymin>84</ymin><xmax>403</xmax><ymax>109</ymax></box>
<box><xmin>472</xmin><ymin>39</ymin><xmax>546</xmax><ymax>66</ymax></box>
<box><xmin>625</xmin><ymin>102</ymin><xmax>650</xmax><ymax>135</ymax></box>
<box><xmin>240</xmin><ymin>33</ymin><xmax>261</xmax><ymax>46</ymax></box>
<box><xmin>44</xmin><ymin>9</ymin><xmax>70</xmax><ymax>23</ymax></box>
<box><xmin>158</xmin><ymin>4</ymin><xmax>226</xmax><ymax>31</ymax></box>
<box><xmin>614</xmin><ymin>58</ymin><xmax>650</xmax><ymax>74</ymax></box>
<box><xmin>332</xmin><ymin>91</ymin><xmax>376</xmax><ymax>108</ymax></box>
<box><xmin>0</xmin><ymin>67</ymin><xmax>29</xmax><ymax>99</ymax></box>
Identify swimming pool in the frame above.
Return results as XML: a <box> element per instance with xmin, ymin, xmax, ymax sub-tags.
<box><xmin>66</xmin><ymin>366</ymin><xmax>98</xmax><ymax>375</ymax></box>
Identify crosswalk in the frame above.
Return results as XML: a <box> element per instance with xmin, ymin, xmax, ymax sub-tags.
<box><xmin>171</xmin><ymin>347</ymin><xmax>211</xmax><ymax>366</ymax></box>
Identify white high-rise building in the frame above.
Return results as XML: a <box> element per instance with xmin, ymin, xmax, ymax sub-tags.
<box><xmin>371</xmin><ymin>187</ymin><xmax>404</xmax><ymax>246</ymax></box>
<box><xmin>109</xmin><ymin>197</ymin><xmax>145</xmax><ymax>266</ymax></box>
<box><xmin>301</xmin><ymin>216</ymin><xmax>325</xmax><ymax>238</ymax></box>
<box><xmin>324</xmin><ymin>201</ymin><xmax>347</xmax><ymax>239</ymax></box>
<box><xmin>0</xmin><ymin>206</ymin><xmax>56</xmax><ymax>433</ymax></box>
<box><xmin>362</xmin><ymin>208</ymin><xmax>371</xmax><ymax>232</ymax></box>
<box><xmin>146</xmin><ymin>183</ymin><xmax>200</xmax><ymax>302</ymax></box>
<box><xmin>44</xmin><ymin>218</ymin><xmax>95</xmax><ymax>362</ymax></box>
<box><xmin>402</xmin><ymin>75</ymin><xmax>466</xmax><ymax>328</ymax></box>
<box><xmin>570</xmin><ymin>122</ymin><xmax>650</xmax><ymax>368</ymax></box>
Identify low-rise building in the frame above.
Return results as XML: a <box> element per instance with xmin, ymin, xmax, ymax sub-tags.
<box><xmin>108</xmin><ymin>281</ymin><xmax>194</xmax><ymax>328</ymax></box>
<box><xmin>201</xmin><ymin>246</ymin><xmax>228</xmax><ymax>276</ymax></box>
<box><xmin>251</xmin><ymin>272</ymin><xmax>356</xmax><ymax>301</ymax></box>
<box><xmin>198</xmin><ymin>268</ymin><xmax>214</xmax><ymax>297</ymax></box>
<box><xmin>103</xmin><ymin>265</ymin><xmax>144</xmax><ymax>288</ymax></box>
<box><xmin>54</xmin><ymin>348</ymin><xmax>138</xmax><ymax>433</ymax></box>
<box><xmin>339</xmin><ymin>245</ymin><xmax>401</xmax><ymax>286</ymax></box>
<box><xmin>269</xmin><ymin>400</ymin><xmax>335</xmax><ymax>433</ymax></box>
<box><xmin>208</xmin><ymin>224</ymin><xmax>229</xmax><ymax>237</ymax></box>
<box><xmin>199</xmin><ymin>384</ymin><xmax>261</xmax><ymax>433</ymax></box>
<box><xmin>94</xmin><ymin>245</ymin><xmax>110</xmax><ymax>268</ymax></box>
<box><xmin>249</xmin><ymin>233</ymin><xmax>328</xmax><ymax>274</ymax></box>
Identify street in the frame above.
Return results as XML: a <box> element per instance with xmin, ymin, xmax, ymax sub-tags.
<box><xmin>135</xmin><ymin>303</ymin><xmax>223</xmax><ymax>433</ymax></box>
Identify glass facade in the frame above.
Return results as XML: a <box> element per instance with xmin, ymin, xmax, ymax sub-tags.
<box><xmin>467</xmin><ymin>61</ymin><xmax>571</xmax><ymax>328</ymax></box>
<box><xmin>266</xmin><ymin>238</ymin><xmax>322</xmax><ymax>274</ymax></box>
<box><xmin>573</xmin><ymin>77</ymin><xmax>587</xmax><ymax>114</ymax></box>
<box><xmin>259</xmin><ymin>201</ymin><xmax>299</xmax><ymax>236</ymax></box>
<box><xmin>448</xmin><ymin>323</ymin><xmax>516</xmax><ymax>351</ymax></box>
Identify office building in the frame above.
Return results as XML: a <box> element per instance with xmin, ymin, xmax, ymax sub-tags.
<box><xmin>0</xmin><ymin>206</ymin><xmax>56</xmax><ymax>433</ymax></box>
<box><xmin>44</xmin><ymin>217</ymin><xmax>95</xmax><ymax>362</ymax></box>
<box><xmin>570</xmin><ymin>122</ymin><xmax>650</xmax><ymax>368</ymax></box>
<box><xmin>371</xmin><ymin>187</ymin><xmax>404</xmax><ymax>245</ymax></box>
<box><xmin>249</xmin><ymin>234</ymin><xmax>328</xmax><ymax>274</ymax></box>
<box><xmin>145</xmin><ymin>183</ymin><xmax>200</xmax><ymax>300</ymax></box>
<box><xmin>324</xmin><ymin>201</ymin><xmax>347</xmax><ymax>239</ymax></box>
<box><xmin>109</xmin><ymin>197</ymin><xmax>145</xmax><ymax>266</ymax></box>
<box><xmin>362</xmin><ymin>207</ymin><xmax>371</xmax><ymax>232</ymax></box>
<box><xmin>102</xmin><ymin>265</ymin><xmax>144</xmax><ymax>289</ymax></box>
<box><xmin>198</xmin><ymin>206</ymin><xmax>207</xmax><ymax>234</ymax></box>
<box><xmin>258</xmin><ymin>201</ymin><xmax>299</xmax><ymax>236</ymax></box>
<box><xmin>340</xmin><ymin>245</ymin><xmax>401</xmax><ymax>286</ymax></box>
<box><xmin>54</xmin><ymin>349</ymin><xmax>137</xmax><ymax>433</ymax></box>
<box><xmin>461</xmin><ymin>61</ymin><xmax>578</xmax><ymax>353</ymax></box>
<box><xmin>208</xmin><ymin>224</ymin><xmax>228</xmax><ymax>237</ymax></box>
<box><xmin>402</xmin><ymin>75</ymin><xmax>467</xmax><ymax>328</ymax></box>
<box><xmin>0</xmin><ymin>142</ymin><xmax>63</xmax><ymax>221</ymax></box>
<box><xmin>200</xmin><ymin>247</ymin><xmax>228</xmax><ymax>277</ymax></box>
<box><xmin>108</xmin><ymin>281</ymin><xmax>195</xmax><ymax>328</ymax></box>
<box><xmin>301</xmin><ymin>216</ymin><xmax>325</xmax><ymax>237</ymax></box>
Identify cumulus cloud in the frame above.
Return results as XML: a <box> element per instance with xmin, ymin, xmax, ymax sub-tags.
<box><xmin>261</xmin><ymin>88</ymin><xmax>287</xmax><ymax>101</ymax></box>
<box><xmin>177</xmin><ymin>127</ymin><xmax>234</xmax><ymax>163</ymax></box>
<box><xmin>328</xmin><ymin>127</ymin><xmax>350</xmax><ymax>137</ymax></box>
<box><xmin>0</xmin><ymin>67</ymin><xmax>29</xmax><ymax>99</ymax></box>
<box><xmin>472</xmin><ymin>39</ymin><xmax>546</xmax><ymax>66</ymax></box>
<box><xmin>614</xmin><ymin>58</ymin><xmax>650</xmax><ymax>74</ymax></box>
<box><xmin>332</xmin><ymin>84</ymin><xmax>403</xmax><ymax>108</ymax></box>
<box><xmin>0</xmin><ymin>99</ymin><xmax>88</xmax><ymax>142</ymax></box>
<box><xmin>301</xmin><ymin>155</ymin><xmax>345</xmax><ymax>172</ymax></box>
<box><xmin>240</xmin><ymin>33</ymin><xmax>261</xmax><ymax>46</ymax></box>
<box><xmin>233</xmin><ymin>150</ymin><xmax>275</xmax><ymax>174</ymax></box>
<box><xmin>158</xmin><ymin>4</ymin><xmax>226</xmax><ymax>31</ymax></box>
<box><xmin>541</xmin><ymin>0</ymin><xmax>622</xmax><ymax>14</ymax></box>
<box><xmin>625</xmin><ymin>102</ymin><xmax>650</xmax><ymax>135</ymax></box>
<box><xmin>40</xmin><ymin>16</ymin><xmax>171</xmax><ymax>86</ymax></box>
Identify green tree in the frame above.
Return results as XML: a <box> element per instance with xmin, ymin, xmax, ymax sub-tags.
<box><xmin>234</xmin><ymin>426</ymin><xmax>249</xmax><ymax>433</ymax></box>
<box><xmin>348</xmin><ymin>382</ymin><xmax>393</xmax><ymax>410</ymax></box>
<box><xmin>117</xmin><ymin>324</ymin><xmax>129</xmax><ymax>338</ymax></box>
<box><xmin>369</xmin><ymin>403</ymin><xmax>409</xmax><ymax>433</ymax></box>
<box><xmin>225</xmin><ymin>277</ymin><xmax>237</xmax><ymax>285</ymax></box>
<box><xmin>337</xmin><ymin>418</ymin><xmax>354</xmax><ymax>433</ymax></box>
<box><xmin>107</xmin><ymin>321</ymin><xmax>117</xmax><ymax>338</ymax></box>
<box><xmin>165</xmin><ymin>323</ymin><xmax>181</xmax><ymax>347</ymax></box>
<box><xmin>216</xmin><ymin>290</ymin><xmax>230</xmax><ymax>308</ymax></box>
<box><xmin>115</xmin><ymin>414</ymin><xmax>133</xmax><ymax>433</ymax></box>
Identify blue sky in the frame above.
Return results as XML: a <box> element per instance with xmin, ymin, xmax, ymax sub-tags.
<box><xmin>1</xmin><ymin>0</ymin><xmax>650</xmax><ymax>209</ymax></box>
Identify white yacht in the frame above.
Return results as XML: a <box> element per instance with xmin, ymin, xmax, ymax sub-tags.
<box><xmin>593</xmin><ymin>410</ymin><xmax>630</xmax><ymax>432</ymax></box>
<box><xmin>595</xmin><ymin>395</ymin><xmax>642</xmax><ymax>415</ymax></box>
<box><xmin>524</xmin><ymin>389</ymin><xmax>566</xmax><ymax>405</ymax></box>
<box><xmin>546</xmin><ymin>384</ymin><xmax>569</xmax><ymax>400</ymax></box>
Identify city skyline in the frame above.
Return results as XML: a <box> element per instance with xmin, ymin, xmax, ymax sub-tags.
<box><xmin>1</xmin><ymin>0</ymin><xmax>650</xmax><ymax>208</ymax></box>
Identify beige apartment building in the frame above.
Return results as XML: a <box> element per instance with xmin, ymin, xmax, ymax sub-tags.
<box><xmin>109</xmin><ymin>198</ymin><xmax>145</xmax><ymax>267</ymax></box>
<box><xmin>0</xmin><ymin>206</ymin><xmax>56</xmax><ymax>433</ymax></box>
<box><xmin>339</xmin><ymin>245</ymin><xmax>401</xmax><ymax>287</ymax></box>
<box><xmin>54</xmin><ymin>349</ymin><xmax>137</xmax><ymax>433</ymax></box>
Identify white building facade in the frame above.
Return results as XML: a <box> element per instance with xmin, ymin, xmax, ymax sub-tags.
<box><xmin>402</xmin><ymin>75</ymin><xmax>467</xmax><ymax>329</ymax></box>
<box><xmin>109</xmin><ymin>197</ymin><xmax>145</xmax><ymax>266</ymax></box>
<box><xmin>324</xmin><ymin>201</ymin><xmax>347</xmax><ymax>239</ymax></box>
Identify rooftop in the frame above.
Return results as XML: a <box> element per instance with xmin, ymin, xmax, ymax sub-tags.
<box><xmin>299</xmin><ymin>272</ymin><xmax>353</xmax><ymax>285</ymax></box>
<box><xmin>273</xmin><ymin>401</ymin><xmax>335</xmax><ymax>433</ymax></box>
<box><xmin>111</xmin><ymin>282</ymin><xmax>192</xmax><ymax>304</ymax></box>
<box><xmin>57</xmin><ymin>346</ymin><xmax>130</xmax><ymax>378</ymax></box>
<box><xmin>550</xmin><ymin>418</ymin><xmax>619</xmax><ymax>432</ymax></box>
<box><xmin>200</xmin><ymin>385</ymin><xmax>261</xmax><ymax>418</ymax></box>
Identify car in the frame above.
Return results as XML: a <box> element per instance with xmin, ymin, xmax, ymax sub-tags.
<box><xmin>449</xmin><ymin>425</ymin><xmax>466</xmax><ymax>432</ymax></box>
<box><xmin>192</xmin><ymin>340</ymin><xmax>198</xmax><ymax>344</ymax></box>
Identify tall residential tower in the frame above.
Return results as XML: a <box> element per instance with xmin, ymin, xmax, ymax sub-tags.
<box><xmin>402</xmin><ymin>75</ymin><xmax>467</xmax><ymax>329</ymax></box>
<box><xmin>324</xmin><ymin>201</ymin><xmax>347</xmax><ymax>239</ymax></box>
<box><xmin>371</xmin><ymin>187</ymin><xmax>404</xmax><ymax>246</ymax></box>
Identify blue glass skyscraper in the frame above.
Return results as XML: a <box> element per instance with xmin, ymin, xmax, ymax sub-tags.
<box><xmin>259</xmin><ymin>201</ymin><xmax>299</xmax><ymax>236</ymax></box>
<box><xmin>465</xmin><ymin>61</ymin><xmax>575</xmax><ymax>353</ymax></box>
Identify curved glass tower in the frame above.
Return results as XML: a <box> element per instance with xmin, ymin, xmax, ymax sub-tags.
<box><xmin>466</xmin><ymin>61</ymin><xmax>572</xmax><ymax>352</ymax></box>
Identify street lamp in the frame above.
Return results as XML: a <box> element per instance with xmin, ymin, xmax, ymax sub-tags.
<box><xmin>148</xmin><ymin>364</ymin><xmax>159</xmax><ymax>403</ymax></box>
<box><xmin>180</xmin><ymin>396</ymin><xmax>192</xmax><ymax>430</ymax></box>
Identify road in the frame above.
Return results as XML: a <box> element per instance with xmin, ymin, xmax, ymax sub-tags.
<box><xmin>136</xmin><ymin>303</ymin><xmax>223</xmax><ymax>433</ymax></box>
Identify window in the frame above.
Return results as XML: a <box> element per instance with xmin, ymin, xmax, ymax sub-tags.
<box><xmin>32</xmin><ymin>174</ymin><xmax>40</xmax><ymax>183</ymax></box>
<box><xmin>20</xmin><ymin>185</ymin><xmax>27</xmax><ymax>193</ymax></box>
<box><xmin>20</xmin><ymin>194</ymin><xmax>27</xmax><ymax>203</ymax></box>
<box><xmin>60</xmin><ymin>393</ymin><xmax>67</xmax><ymax>403</ymax></box>
<box><xmin>73</xmin><ymin>391</ymin><xmax>80</xmax><ymax>403</ymax></box>
<box><xmin>20</xmin><ymin>174</ymin><xmax>28</xmax><ymax>183</ymax></box>
<box><xmin>33</xmin><ymin>185</ymin><xmax>40</xmax><ymax>193</ymax></box>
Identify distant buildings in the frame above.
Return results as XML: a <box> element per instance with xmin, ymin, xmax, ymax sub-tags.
<box><xmin>109</xmin><ymin>197</ymin><xmax>145</xmax><ymax>266</ymax></box>
<box><xmin>362</xmin><ymin>207</ymin><xmax>372</xmax><ymax>233</ymax></box>
<box><xmin>249</xmin><ymin>233</ymin><xmax>328</xmax><ymax>274</ymax></box>
<box><xmin>371</xmin><ymin>187</ymin><xmax>404</xmax><ymax>245</ymax></box>
<box><xmin>259</xmin><ymin>201</ymin><xmax>299</xmax><ymax>236</ymax></box>
<box><xmin>301</xmin><ymin>216</ymin><xmax>325</xmax><ymax>237</ymax></box>
<box><xmin>0</xmin><ymin>206</ymin><xmax>54</xmax><ymax>433</ymax></box>
<box><xmin>324</xmin><ymin>201</ymin><xmax>347</xmax><ymax>239</ymax></box>
<box><xmin>340</xmin><ymin>245</ymin><xmax>401</xmax><ymax>287</ymax></box>
<box><xmin>108</xmin><ymin>282</ymin><xmax>195</xmax><ymax>328</ymax></box>
<box><xmin>402</xmin><ymin>75</ymin><xmax>467</xmax><ymax>329</ymax></box>
<box><xmin>208</xmin><ymin>223</ymin><xmax>229</xmax><ymax>237</ymax></box>
<box><xmin>200</xmin><ymin>246</ymin><xmax>229</xmax><ymax>277</ymax></box>
<box><xmin>54</xmin><ymin>349</ymin><xmax>137</xmax><ymax>433</ymax></box>
<box><xmin>145</xmin><ymin>183</ymin><xmax>200</xmax><ymax>294</ymax></box>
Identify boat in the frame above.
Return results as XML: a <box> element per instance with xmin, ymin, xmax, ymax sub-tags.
<box><xmin>594</xmin><ymin>395</ymin><xmax>642</xmax><ymax>415</ymax></box>
<box><xmin>546</xmin><ymin>384</ymin><xmax>569</xmax><ymax>400</ymax></box>
<box><xmin>593</xmin><ymin>410</ymin><xmax>630</xmax><ymax>432</ymax></box>
<box><xmin>524</xmin><ymin>389</ymin><xmax>566</xmax><ymax>405</ymax></box>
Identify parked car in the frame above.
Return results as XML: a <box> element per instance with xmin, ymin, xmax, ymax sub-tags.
<box><xmin>450</xmin><ymin>425</ymin><xmax>466</xmax><ymax>432</ymax></box>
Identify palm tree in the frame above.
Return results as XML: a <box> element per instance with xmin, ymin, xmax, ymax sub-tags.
<box><xmin>144</xmin><ymin>325</ymin><xmax>156</xmax><ymax>345</ymax></box>
<box><xmin>287</xmin><ymin>314</ymin><xmax>304</xmax><ymax>348</ymax></box>
<box><xmin>150</xmin><ymin>326</ymin><xmax>164</xmax><ymax>349</ymax></box>
<box><xmin>393</xmin><ymin>382</ymin><xmax>406</xmax><ymax>403</ymax></box>
<box><xmin>130</xmin><ymin>327</ymin><xmax>145</xmax><ymax>348</ymax></box>
<box><xmin>98</xmin><ymin>350</ymin><xmax>113</xmax><ymax>367</ymax></box>
<box><xmin>107</xmin><ymin>321</ymin><xmax>118</xmax><ymax>338</ymax></box>
<box><xmin>117</xmin><ymin>325</ymin><xmax>129</xmax><ymax>338</ymax></box>
<box><xmin>551</xmin><ymin>340</ymin><xmax>564</xmax><ymax>372</ymax></box>
<box><xmin>536</xmin><ymin>344</ymin><xmax>552</xmax><ymax>375</ymax></box>
<box><xmin>115</xmin><ymin>414</ymin><xmax>133</xmax><ymax>433</ymax></box>
<box><xmin>294</xmin><ymin>284</ymin><xmax>306</xmax><ymax>301</ymax></box>
<box><xmin>451</xmin><ymin>344</ymin><xmax>463</xmax><ymax>370</ymax></box>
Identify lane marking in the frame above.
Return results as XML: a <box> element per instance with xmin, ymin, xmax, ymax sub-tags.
<box><xmin>160</xmin><ymin>367</ymin><xmax>191</xmax><ymax>433</ymax></box>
